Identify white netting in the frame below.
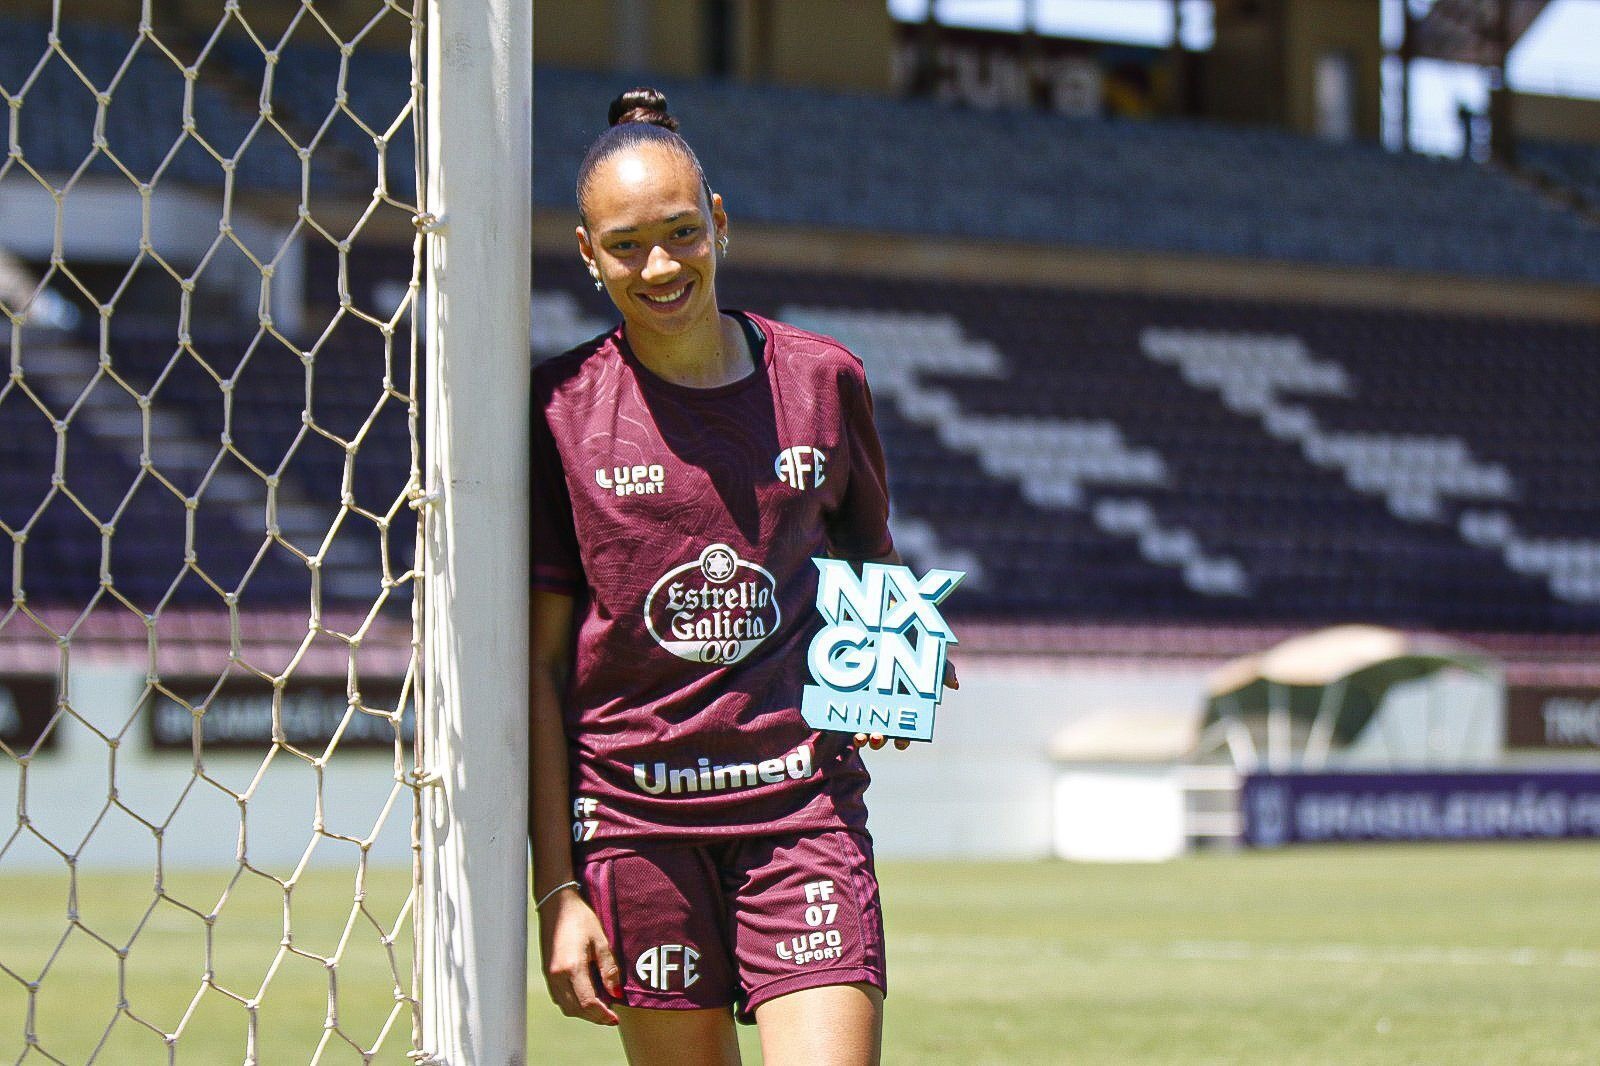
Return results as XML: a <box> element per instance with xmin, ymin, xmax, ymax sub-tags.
<box><xmin>0</xmin><ymin>2</ymin><xmax>428</xmax><ymax>1061</ymax></box>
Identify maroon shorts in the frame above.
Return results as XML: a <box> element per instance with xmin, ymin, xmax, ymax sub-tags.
<box><xmin>578</xmin><ymin>827</ymin><xmax>885</xmax><ymax>1021</ymax></box>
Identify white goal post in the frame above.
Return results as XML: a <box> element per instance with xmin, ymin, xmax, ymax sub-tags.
<box><xmin>417</xmin><ymin>0</ymin><xmax>532</xmax><ymax>1062</ymax></box>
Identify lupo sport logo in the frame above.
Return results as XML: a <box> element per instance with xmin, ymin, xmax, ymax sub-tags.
<box><xmin>644</xmin><ymin>543</ymin><xmax>781</xmax><ymax>665</ymax></box>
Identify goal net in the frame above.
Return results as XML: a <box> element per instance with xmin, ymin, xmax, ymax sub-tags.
<box><xmin>0</xmin><ymin>1</ymin><xmax>529</xmax><ymax>1061</ymax></box>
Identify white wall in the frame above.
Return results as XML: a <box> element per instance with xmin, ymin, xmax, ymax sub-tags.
<box><xmin>861</xmin><ymin>654</ymin><xmax>1213</xmax><ymax>858</ymax></box>
<box><xmin>0</xmin><ymin>656</ymin><xmax>1216</xmax><ymax>870</ymax></box>
<box><xmin>0</xmin><ymin>665</ymin><xmax>414</xmax><ymax>873</ymax></box>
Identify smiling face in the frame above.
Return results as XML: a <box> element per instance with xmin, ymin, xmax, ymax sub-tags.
<box><xmin>577</xmin><ymin>142</ymin><xmax>727</xmax><ymax>342</ymax></box>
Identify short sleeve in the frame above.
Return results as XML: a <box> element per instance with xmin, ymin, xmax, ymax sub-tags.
<box><xmin>529</xmin><ymin>395</ymin><xmax>584</xmax><ymax>595</ymax></box>
<box><xmin>824</xmin><ymin>366</ymin><xmax>895</xmax><ymax>560</ymax></box>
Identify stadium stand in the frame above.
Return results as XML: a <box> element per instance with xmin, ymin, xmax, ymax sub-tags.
<box><xmin>0</xmin><ymin>317</ymin><xmax>414</xmax><ymax>608</ymax></box>
<box><xmin>1519</xmin><ymin>140</ymin><xmax>1600</xmax><ymax>212</ymax></box>
<box><xmin>5</xmin><ymin>17</ymin><xmax>1597</xmax><ymax>634</ymax></box>
<box><xmin>0</xmin><ymin>16</ymin><xmax>409</xmax><ymax>196</ymax></box>
<box><xmin>0</xmin><ymin>18</ymin><xmax>299</xmax><ymax>191</ymax></box>
<box><xmin>3</xmin><ymin>17</ymin><xmax>1595</xmax><ymax>283</ymax></box>
<box><xmin>531</xmin><ymin>66</ymin><xmax>1600</xmax><ymax>286</ymax></box>
<box><xmin>535</xmin><ymin>256</ymin><xmax>1600</xmax><ymax>634</ymax></box>
<box><xmin>32</xmin><ymin>238</ymin><xmax>1600</xmax><ymax>636</ymax></box>
<box><xmin>0</xmin><ymin>17</ymin><xmax>417</xmax><ymax>609</ymax></box>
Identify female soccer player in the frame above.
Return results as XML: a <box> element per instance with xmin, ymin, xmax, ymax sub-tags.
<box><xmin>529</xmin><ymin>88</ymin><xmax>947</xmax><ymax>1065</ymax></box>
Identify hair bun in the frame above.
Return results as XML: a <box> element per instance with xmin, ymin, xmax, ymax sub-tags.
<box><xmin>608</xmin><ymin>87</ymin><xmax>678</xmax><ymax>131</ymax></box>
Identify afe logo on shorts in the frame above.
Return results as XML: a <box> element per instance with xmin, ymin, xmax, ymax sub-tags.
<box><xmin>774</xmin><ymin>445</ymin><xmax>826</xmax><ymax>491</ymax></box>
<box><xmin>644</xmin><ymin>543</ymin><xmax>781</xmax><ymax>665</ymax></box>
<box><xmin>635</xmin><ymin>944</ymin><xmax>701</xmax><ymax>991</ymax></box>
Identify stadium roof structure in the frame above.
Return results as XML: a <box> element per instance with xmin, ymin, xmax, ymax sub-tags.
<box><xmin>1201</xmin><ymin>624</ymin><xmax>1502</xmax><ymax>767</ymax></box>
<box><xmin>1206</xmin><ymin>624</ymin><xmax>1497</xmax><ymax>698</ymax></box>
<box><xmin>1047</xmin><ymin>707</ymin><xmax>1203</xmax><ymax>764</ymax></box>
<box><xmin>1410</xmin><ymin>0</ymin><xmax>1552</xmax><ymax>64</ymax></box>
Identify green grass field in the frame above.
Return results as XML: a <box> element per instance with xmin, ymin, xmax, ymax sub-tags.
<box><xmin>2</xmin><ymin>844</ymin><xmax>1596</xmax><ymax>1063</ymax></box>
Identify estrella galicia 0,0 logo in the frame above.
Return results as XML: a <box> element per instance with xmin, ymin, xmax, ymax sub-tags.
<box><xmin>644</xmin><ymin>543</ymin><xmax>781</xmax><ymax>665</ymax></box>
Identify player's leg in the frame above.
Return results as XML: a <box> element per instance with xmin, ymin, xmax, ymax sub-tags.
<box><xmin>615</xmin><ymin>1004</ymin><xmax>742</xmax><ymax>1066</ymax></box>
<box><xmin>726</xmin><ymin>829</ymin><xmax>888</xmax><ymax>1062</ymax></box>
<box><xmin>580</xmin><ymin>843</ymin><xmax>744</xmax><ymax>1065</ymax></box>
<box><xmin>754</xmin><ymin>981</ymin><xmax>883</xmax><ymax>1066</ymax></box>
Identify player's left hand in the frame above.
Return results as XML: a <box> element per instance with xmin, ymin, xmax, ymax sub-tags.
<box><xmin>852</xmin><ymin>731</ymin><xmax>910</xmax><ymax>751</ymax></box>
<box><xmin>852</xmin><ymin>657</ymin><xmax>958</xmax><ymax>751</ymax></box>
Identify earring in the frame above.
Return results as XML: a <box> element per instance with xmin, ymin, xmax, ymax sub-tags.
<box><xmin>590</xmin><ymin>272</ymin><xmax>603</xmax><ymax>291</ymax></box>
<box><xmin>717</xmin><ymin>234</ymin><xmax>729</xmax><ymax>258</ymax></box>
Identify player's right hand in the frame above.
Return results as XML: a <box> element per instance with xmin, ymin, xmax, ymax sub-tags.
<box><xmin>538</xmin><ymin>888</ymin><xmax>622</xmax><ymax>1026</ymax></box>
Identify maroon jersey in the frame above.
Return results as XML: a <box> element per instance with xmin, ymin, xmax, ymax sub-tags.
<box><xmin>531</xmin><ymin>311</ymin><xmax>894</xmax><ymax>854</ymax></box>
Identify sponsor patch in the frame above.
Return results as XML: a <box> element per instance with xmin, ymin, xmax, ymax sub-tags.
<box><xmin>774</xmin><ymin>445</ymin><xmax>826</xmax><ymax>490</ymax></box>
<box><xmin>633</xmin><ymin>743</ymin><xmax>814</xmax><ymax>796</ymax></box>
<box><xmin>644</xmin><ymin>543</ymin><xmax>781</xmax><ymax>664</ymax></box>
<box><xmin>775</xmin><ymin>929</ymin><xmax>844</xmax><ymax>965</ymax></box>
<box><xmin>596</xmin><ymin>463</ymin><xmax>666</xmax><ymax>497</ymax></box>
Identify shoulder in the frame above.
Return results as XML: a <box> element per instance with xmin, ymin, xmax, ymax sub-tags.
<box><xmin>532</xmin><ymin>328</ymin><xmax>624</xmax><ymax>407</ymax></box>
<box><xmin>745</xmin><ymin>311</ymin><xmax>869</xmax><ymax>392</ymax></box>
